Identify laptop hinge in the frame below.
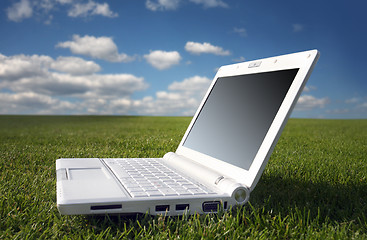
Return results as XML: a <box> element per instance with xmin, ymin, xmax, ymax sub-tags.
<box><xmin>163</xmin><ymin>152</ymin><xmax>250</xmax><ymax>202</ymax></box>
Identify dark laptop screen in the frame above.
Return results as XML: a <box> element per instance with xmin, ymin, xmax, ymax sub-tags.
<box><xmin>183</xmin><ymin>68</ymin><xmax>299</xmax><ymax>170</ymax></box>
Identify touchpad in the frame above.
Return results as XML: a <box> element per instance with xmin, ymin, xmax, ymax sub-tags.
<box><xmin>69</xmin><ymin>168</ymin><xmax>109</xmax><ymax>180</ymax></box>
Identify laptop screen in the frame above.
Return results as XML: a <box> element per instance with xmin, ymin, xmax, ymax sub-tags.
<box><xmin>183</xmin><ymin>68</ymin><xmax>299</xmax><ymax>170</ymax></box>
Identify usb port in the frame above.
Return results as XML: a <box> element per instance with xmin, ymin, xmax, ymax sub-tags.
<box><xmin>155</xmin><ymin>205</ymin><xmax>170</xmax><ymax>212</ymax></box>
<box><xmin>175</xmin><ymin>204</ymin><xmax>189</xmax><ymax>211</ymax></box>
<box><xmin>202</xmin><ymin>201</ymin><xmax>221</xmax><ymax>212</ymax></box>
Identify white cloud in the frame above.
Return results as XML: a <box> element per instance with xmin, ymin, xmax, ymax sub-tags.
<box><xmin>0</xmin><ymin>53</ymin><xmax>148</xmax><ymax>114</ymax></box>
<box><xmin>0</xmin><ymin>92</ymin><xmax>76</xmax><ymax>114</ymax></box>
<box><xmin>38</xmin><ymin>0</ymin><xmax>54</xmax><ymax>12</ymax></box>
<box><xmin>134</xmin><ymin>76</ymin><xmax>211</xmax><ymax>115</ymax></box>
<box><xmin>0</xmin><ymin>54</ymin><xmax>101</xmax><ymax>79</ymax></box>
<box><xmin>303</xmin><ymin>86</ymin><xmax>310</xmax><ymax>92</ymax></box>
<box><xmin>6</xmin><ymin>0</ymin><xmax>117</xmax><ymax>23</ymax></box>
<box><xmin>357</xmin><ymin>102</ymin><xmax>367</xmax><ymax>109</ymax></box>
<box><xmin>6</xmin><ymin>0</ymin><xmax>33</xmax><ymax>22</ymax></box>
<box><xmin>326</xmin><ymin>108</ymin><xmax>350</xmax><ymax>115</ymax></box>
<box><xmin>83</xmin><ymin>74</ymin><xmax>148</xmax><ymax>97</ymax></box>
<box><xmin>56</xmin><ymin>35</ymin><xmax>135</xmax><ymax>63</ymax></box>
<box><xmin>6</xmin><ymin>71</ymin><xmax>147</xmax><ymax>98</ymax></box>
<box><xmin>185</xmin><ymin>41</ymin><xmax>230</xmax><ymax>56</ymax></box>
<box><xmin>232</xmin><ymin>56</ymin><xmax>245</xmax><ymax>62</ymax></box>
<box><xmin>0</xmin><ymin>54</ymin><xmax>51</xmax><ymax>81</ymax></box>
<box><xmin>302</xmin><ymin>85</ymin><xmax>317</xmax><ymax>93</ymax></box>
<box><xmin>44</xmin><ymin>14</ymin><xmax>53</xmax><ymax>25</ymax></box>
<box><xmin>168</xmin><ymin>76</ymin><xmax>211</xmax><ymax>93</ymax></box>
<box><xmin>68</xmin><ymin>1</ymin><xmax>118</xmax><ymax>18</ymax></box>
<box><xmin>50</xmin><ymin>56</ymin><xmax>101</xmax><ymax>75</ymax></box>
<box><xmin>345</xmin><ymin>97</ymin><xmax>360</xmax><ymax>104</ymax></box>
<box><xmin>233</xmin><ymin>27</ymin><xmax>247</xmax><ymax>37</ymax></box>
<box><xmin>343</xmin><ymin>97</ymin><xmax>367</xmax><ymax>111</ymax></box>
<box><xmin>189</xmin><ymin>0</ymin><xmax>228</xmax><ymax>8</ymax></box>
<box><xmin>295</xmin><ymin>95</ymin><xmax>330</xmax><ymax>111</ymax></box>
<box><xmin>56</xmin><ymin>0</ymin><xmax>73</xmax><ymax>4</ymax></box>
<box><xmin>144</xmin><ymin>50</ymin><xmax>181</xmax><ymax>70</ymax></box>
<box><xmin>325</xmin><ymin>97</ymin><xmax>367</xmax><ymax>118</ymax></box>
<box><xmin>293</xmin><ymin>24</ymin><xmax>304</xmax><ymax>33</ymax></box>
<box><xmin>146</xmin><ymin>0</ymin><xmax>180</xmax><ymax>11</ymax></box>
<box><xmin>145</xmin><ymin>0</ymin><xmax>228</xmax><ymax>11</ymax></box>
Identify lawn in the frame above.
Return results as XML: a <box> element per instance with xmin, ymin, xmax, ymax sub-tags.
<box><xmin>0</xmin><ymin>116</ymin><xmax>366</xmax><ymax>239</ymax></box>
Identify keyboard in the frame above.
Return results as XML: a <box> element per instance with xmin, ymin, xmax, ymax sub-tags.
<box><xmin>103</xmin><ymin>158</ymin><xmax>216</xmax><ymax>198</ymax></box>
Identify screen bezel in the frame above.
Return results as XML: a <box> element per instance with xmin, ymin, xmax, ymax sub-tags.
<box><xmin>175</xmin><ymin>50</ymin><xmax>319</xmax><ymax>190</ymax></box>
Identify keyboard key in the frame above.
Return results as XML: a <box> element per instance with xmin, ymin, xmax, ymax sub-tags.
<box><xmin>176</xmin><ymin>189</ymin><xmax>193</xmax><ymax>195</ymax></box>
<box><xmin>121</xmin><ymin>179</ymin><xmax>137</xmax><ymax>185</ymax></box>
<box><xmin>161</xmin><ymin>179</ymin><xmax>172</xmax><ymax>183</ymax></box>
<box><xmin>189</xmin><ymin>189</ymin><xmax>206</xmax><ymax>195</ymax></box>
<box><xmin>131</xmin><ymin>192</ymin><xmax>148</xmax><ymax>197</ymax></box>
<box><xmin>128</xmin><ymin>187</ymin><xmax>144</xmax><ymax>192</ymax></box>
<box><xmin>139</xmin><ymin>182</ymin><xmax>153</xmax><ymax>187</ymax></box>
<box><xmin>159</xmin><ymin>188</ymin><xmax>178</xmax><ymax>196</ymax></box>
<box><xmin>184</xmin><ymin>185</ymin><xmax>199</xmax><ymax>189</ymax></box>
<box><xmin>124</xmin><ymin>183</ymin><xmax>140</xmax><ymax>188</ymax></box>
<box><xmin>176</xmin><ymin>179</ymin><xmax>189</xmax><ymax>184</ymax></box>
<box><xmin>167</xmin><ymin>183</ymin><xmax>180</xmax><ymax>187</ymax></box>
<box><xmin>144</xmin><ymin>186</ymin><xmax>157</xmax><ymax>191</ymax></box>
<box><xmin>147</xmin><ymin>191</ymin><xmax>163</xmax><ymax>196</ymax></box>
<box><xmin>160</xmin><ymin>176</ymin><xmax>170</xmax><ymax>181</ymax></box>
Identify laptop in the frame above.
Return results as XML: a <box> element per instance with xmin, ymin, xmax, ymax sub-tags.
<box><xmin>56</xmin><ymin>49</ymin><xmax>319</xmax><ymax>216</ymax></box>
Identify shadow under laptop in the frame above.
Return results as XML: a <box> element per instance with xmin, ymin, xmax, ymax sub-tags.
<box><xmin>82</xmin><ymin>173</ymin><xmax>367</xmax><ymax>235</ymax></box>
<box><xmin>249</xmin><ymin>173</ymin><xmax>367</xmax><ymax>223</ymax></box>
<box><xmin>83</xmin><ymin>208</ymin><xmax>198</xmax><ymax>236</ymax></box>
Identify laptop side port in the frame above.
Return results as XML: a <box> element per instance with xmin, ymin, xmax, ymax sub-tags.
<box><xmin>90</xmin><ymin>204</ymin><xmax>122</xmax><ymax>210</ymax></box>
<box><xmin>202</xmin><ymin>201</ymin><xmax>221</xmax><ymax>212</ymax></box>
<box><xmin>175</xmin><ymin>204</ymin><xmax>189</xmax><ymax>211</ymax></box>
<box><xmin>155</xmin><ymin>205</ymin><xmax>170</xmax><ymax>212</ymax></box>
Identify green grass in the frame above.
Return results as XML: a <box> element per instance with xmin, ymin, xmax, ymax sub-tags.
<box><xmin>0</xmin><ymin>116</ymin><xmax>366</xmax><ymax>239</ymax></box>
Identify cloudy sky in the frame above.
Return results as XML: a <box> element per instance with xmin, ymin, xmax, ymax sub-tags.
<box><xmin>0</xmin><ymin>0</ymin><xmax>366</xmax><ymax>118</ymax></box>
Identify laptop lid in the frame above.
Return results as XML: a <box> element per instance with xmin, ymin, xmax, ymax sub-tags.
<box><xmin>176</xmin><ymin>49</ymin><xmax>319</xmax><ymax>191</ymax></box>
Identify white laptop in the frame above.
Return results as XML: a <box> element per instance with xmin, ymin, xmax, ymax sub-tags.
<box><xmin>56</xmin><ymin>49</ymin><xmax>319</xmax><ymax>216</ymax></box>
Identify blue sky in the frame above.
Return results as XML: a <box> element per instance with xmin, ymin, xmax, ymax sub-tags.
<box><xmin>0</xmin><ymin>0</ymin><xmax>366</xmax><ymax>118</ymax></box>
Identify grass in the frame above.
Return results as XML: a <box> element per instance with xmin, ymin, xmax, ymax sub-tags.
<box><xmin>0</xmin><ymin>115</ymin><xmax>366</xmax><ymax>239</ymax></box>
